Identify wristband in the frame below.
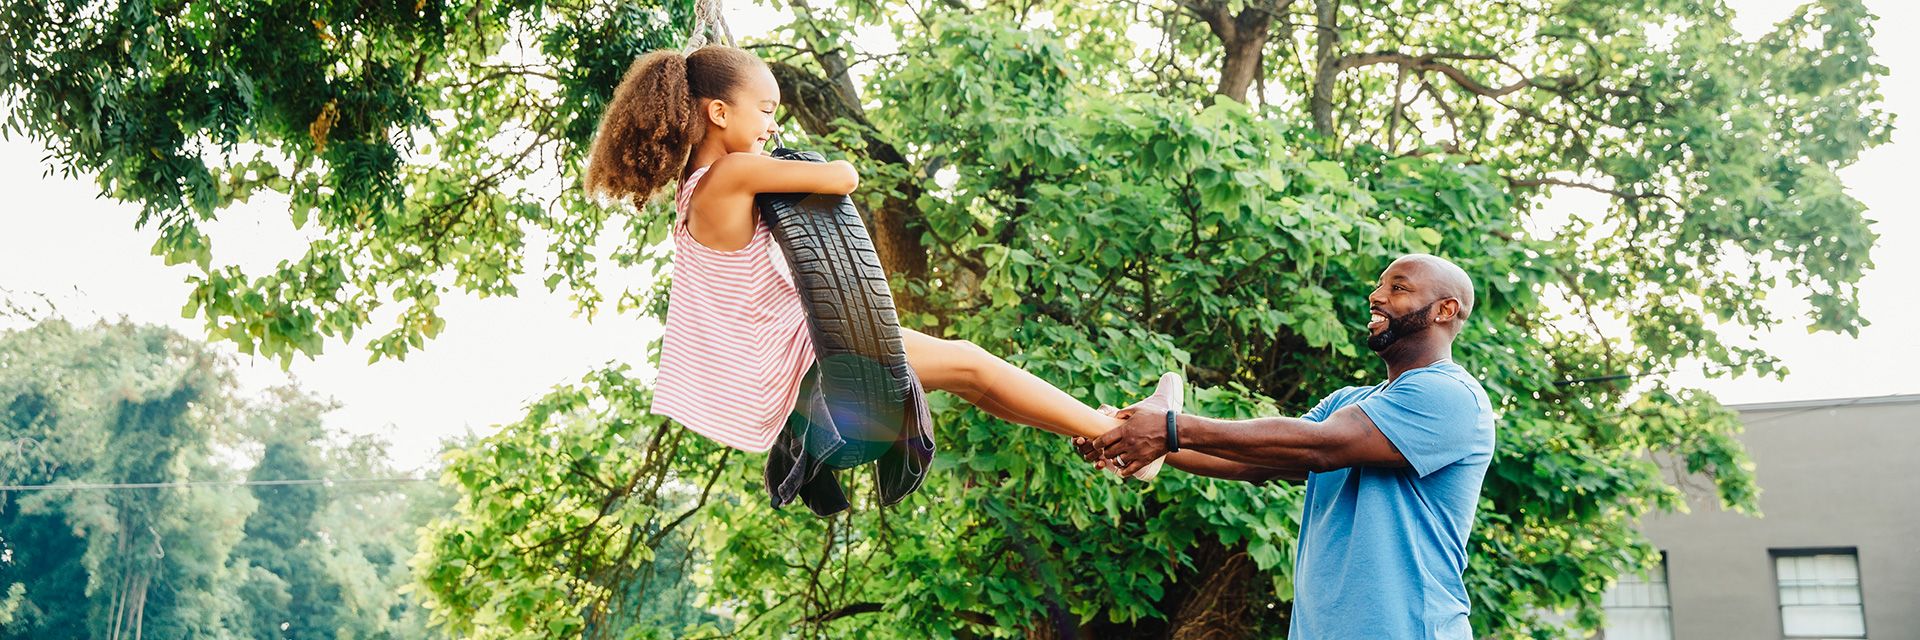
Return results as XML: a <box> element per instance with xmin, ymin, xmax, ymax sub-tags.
<box><xmin>1165</xmin><ymin>409</ymin><xmax>1181</xmax><ymax>453</ymax></box>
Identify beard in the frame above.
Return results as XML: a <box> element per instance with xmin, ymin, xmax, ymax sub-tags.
<box><xmin>1367</xmin><ymin>300</ymin><xmax>1438</xmax><ymax>352</ymax></box>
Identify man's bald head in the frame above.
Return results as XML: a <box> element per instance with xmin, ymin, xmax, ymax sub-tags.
<box><xmin>1390</xmin><ymin>254</ymin><xmax>1476</xmax><ymax>324</ymax></box>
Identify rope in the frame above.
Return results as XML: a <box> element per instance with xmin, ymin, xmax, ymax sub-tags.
<box><xmin>0</xmin><ymin>477</ymin><xmax>427</xmax><ymax>491</ymax></box>
<box><xmin>682</xmin><ymin>0</ymin><xmax>735</xmax><ymax>51</ymax></box>
<box><xmin>681</xmin><ymin>0</ymin><xmax>780</xmax><ymax>146</ymax></box>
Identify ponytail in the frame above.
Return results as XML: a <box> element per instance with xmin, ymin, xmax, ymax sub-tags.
<box><xmin>586</xmin><ymin>46</ymin><xmax>769</xmax><ymax>207</ymax></box>
<box><xmin>587</xmin><ymin>51</ymin><xmax>695</xmax><ymax>207</ymax></box>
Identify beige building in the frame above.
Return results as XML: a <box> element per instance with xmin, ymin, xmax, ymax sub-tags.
<box><xmin>1591</xmin><ymin>394</ymin><xmax>1920</xmax><ymax>639</ymax></box>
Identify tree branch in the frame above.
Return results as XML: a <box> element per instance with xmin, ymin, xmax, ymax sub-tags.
<box><xmin>1418</xmin><ymin>79</ymin><xmax>1465</xmax><ymax>151</ymax></box>
<box><xmin>1507</xmin><ymin>177</ymin><xmax>1679</xmax><ymax>206</ymax></box>
<box><xmin>640</xmin><ymin>448</ymin><xmax>732</xmax><ymax>550</ymax></box>
<box><xmin>1310</xmin><ymin>0</ymin><xmax>1339</xmax><ymax>134</ymax></box>
<box><xmin>788</xmin><ymin>0</ymin><xmax>865</xmax><ymax>117</ymax></box>
<box><xmin>804</xmin><ymin>602</ymin><xmax>996</xmax><ymax>626</ymax></box>
<box><xmin>1334</xmin><ymin>51</ymin><xmax>1563</xmax><ymax>98</ymax></box>
<box><xmin>804</xmin><ymin>602</ymin><xmax>883</xmax><ymax>623</ymax></box>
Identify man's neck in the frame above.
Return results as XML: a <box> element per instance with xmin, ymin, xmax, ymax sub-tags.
<box><xmin>1382</xmin><ymin>341</ymin><xmax>1453</xmax><ymax>383</ymax></box>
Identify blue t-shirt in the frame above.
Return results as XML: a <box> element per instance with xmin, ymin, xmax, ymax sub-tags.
<box><xmin>1289</xmin><ymin>360</ymin><xmax>1496</xmax><ymax>640</ymax></box>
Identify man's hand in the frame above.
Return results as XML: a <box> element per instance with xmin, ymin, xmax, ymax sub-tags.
<box><xmin>1092</xmin><ymin>407</ymin><xmax>1171</xmax><ymax>478</ymax></box>
<box><xmin>1073</xmin><ymin>391</ymin><xmax>1175</xmax><ymax>477</ymax></box>
<box><xmin>1072</xmin><ymin>435</ymin><xmax>1105</xmax><ymax>471</ymax></box>
<box><xmin>1073</xmin><ymin>404</ymin><xmax>1128</xmax><ymax>473</ymax></box>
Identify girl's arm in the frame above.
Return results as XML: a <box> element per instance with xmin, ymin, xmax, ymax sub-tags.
<box><xmin>686</xmin><ymin>152</ymin><xmax>859</xmax><ymax>252</ymax></box>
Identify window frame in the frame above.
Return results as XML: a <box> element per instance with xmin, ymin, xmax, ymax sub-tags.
<box><xmin>1769</xmin><ymin>547</ymin><xmax>1868</xmax><ymax>640</ymax></box>
<box><xmin>1597</xmin><ymin>550</ymin><xmax>1675</xmax><ymax>640</ymax></box>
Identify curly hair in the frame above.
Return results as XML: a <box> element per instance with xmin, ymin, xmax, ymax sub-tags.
<box><xmin>585</xmin><ymin>46</ymin><xmax>768</xmax><ymax>206</ymax></box>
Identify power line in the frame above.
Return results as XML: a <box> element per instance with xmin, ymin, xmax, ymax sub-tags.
<box><xmin>0</xmin><ymin>477</ymin><xmax>428</xmax><ymax>491</ymax></box>
<box><xmin>1551</xmin><ymin>372</ymin><xmax>1655</xmax><ymax>386</ymax></box>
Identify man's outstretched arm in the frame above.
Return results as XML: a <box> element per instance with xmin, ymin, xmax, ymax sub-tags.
<box><xmin>1092</xmin><ymin>405</ymin><xmax>1410</xmax><ymax>478</ymax></box>
<box><xmin>1165</xmin><ymin>451</ymin><xmax>1309</xmax><ymax>483</ymax></box>
<box><xmin>1072</xmin><ymin>437</ymin><xmax>1308</xmax><ymax>483</ymax></box>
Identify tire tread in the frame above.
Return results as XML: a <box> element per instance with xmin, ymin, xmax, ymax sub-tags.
<box><xmin>755</xmin><ymin>150</ymin><xmax>914</xmax><ymax>458</ymax></box>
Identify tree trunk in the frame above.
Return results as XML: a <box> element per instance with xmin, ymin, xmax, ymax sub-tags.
<box><xmin>1167</xmin><ymin>536</ymin><xmax>1258</xmax><ymax>640</ymax></box>
<box><xmin>109</xmin><ymin>570</ymin><xmax>149</xmax><ymax>640</ymax></box>
<box><xmin>129</xmin><ymin>573</ymin><xmax>148</xmax><ymax>640</ymax></box>
<box><xmin>1191</xmin><ymin>1</ymin><xmax>1288</xmax><ymax>104</ymax></box>
<box><xmin>767</xmin><ymin>61</ymin><xmax>932</xmax><ymax>316</ymax></box>
<box><xmin>773</xmin><ymin>3</ymin><xmax>930</xmax><ymax>315</ymax></box>
<box><xmin>1310</xmin><ymin>0</ymin><xmax>1340</xmax><ymax>135</ymax></box>
<box><xmin>787</xmin><ymin>0</ymin><xmax>866</xmax><ymax>118</ymax></box>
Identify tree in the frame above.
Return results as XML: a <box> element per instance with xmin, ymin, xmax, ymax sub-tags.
<box><xmin>227</xmin><ymin>387</ymin><xmax>452</xmax><ymax>640</ymax></box>
<box><xmin>318</xmin><ymin>429</ymin><xmax>460</xmax><ymax>640</ymax></box>
<box><xmin>0</xmin><ymin>320</ymin><xmax>249</xmax><ymax>640</ymax></box>
<box><xmin>228</xmin><ymin>389</ymin><xmax>356</xmax><ymax>640</ymax></box>
<box><xmin>0</xmin><ymin>0</ymin><xmax>1891</xmax><ymax>637</ymax></box>
<box><xmin>411</xmin><ymin>366</ymin><xmax>737</xmax><ymax>639</ymax></box>
<box><xmin>0</xmin><ymin>320</ymin><xmax>452</xmax><ymax>639</ymax></box>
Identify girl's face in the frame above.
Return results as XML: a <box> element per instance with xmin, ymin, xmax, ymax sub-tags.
<box><xmin>707</xmin><ymin>68</ymin><xmax>782</xmax><ymax>154</ymax></box>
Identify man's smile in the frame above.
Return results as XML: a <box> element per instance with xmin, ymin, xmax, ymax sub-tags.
<box><xmin>1368</xmin><ymin>308</ymin><xmax>1388</xmax><ymax>332</ymax></box>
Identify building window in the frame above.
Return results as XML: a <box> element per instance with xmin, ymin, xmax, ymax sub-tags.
<box><xmin>1774</xmin><ymin>549</ymin><xmax>1866</xmax><ymax>638</ymax></box>
<box><xmin>1599</xmin><ymin>554</ymin><xmax>1673</xmax><ymax>640</ymax></box>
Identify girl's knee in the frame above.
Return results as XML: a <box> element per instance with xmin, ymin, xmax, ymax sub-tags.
<box><xmin>948</xmin><ymin>337</ymin><xmax>992</xmax><ymax>362</ymax></box>
<box><xmin>945</xmin><ymin>338</ymin><xmax>990</xmax><ymax>392</ymax></box>
<box><xmin>928</xmin><ymin>337</ymin><xmax>997</xmax><ymax>397</ymax></box>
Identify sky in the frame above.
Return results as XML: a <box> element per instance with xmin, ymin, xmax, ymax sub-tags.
<box><xmin>0</xmin><ymin>0</ymin><xmax>1912</xmax><ymax>471</ymax></box>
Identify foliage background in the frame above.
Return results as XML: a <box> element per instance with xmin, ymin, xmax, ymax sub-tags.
<box><xmin>0</xmin><ymin>0</ymin><xmax>1894</xmax><ymax>637</ymax></box>
<box><xmin>0</xmin><ymin>319</ymin><xmax>453</xmax><ymax>640</ymax></box>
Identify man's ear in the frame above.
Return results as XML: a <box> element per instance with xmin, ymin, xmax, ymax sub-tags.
<box><xmin>1436</xmin><ymin>298</ymin><xmax>1461</xmax><ymax>325</ymax></box>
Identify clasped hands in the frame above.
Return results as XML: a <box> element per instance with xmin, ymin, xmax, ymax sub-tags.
<box><xmin>1072</xmin><ymin>395</ymin><xmax>1175</xmax><ymax>478</ymax></box>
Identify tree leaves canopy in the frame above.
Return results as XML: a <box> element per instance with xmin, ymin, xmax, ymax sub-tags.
<box><xmin>0</xmin><ymin>0</ymin><xmax>1893</xmax><ymax>637</ymax></box>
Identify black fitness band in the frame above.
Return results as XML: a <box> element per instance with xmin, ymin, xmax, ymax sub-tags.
<box><xmin>1165</xmin><ymin>409</ymin><xmax>1181</xmax><ymax>453</ymax></box>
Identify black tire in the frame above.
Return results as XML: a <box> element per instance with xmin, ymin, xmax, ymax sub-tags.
<box><xmin>757</xmin><ymin>149</ymin><xmax>915</xmax><ymax>465</ymax></box>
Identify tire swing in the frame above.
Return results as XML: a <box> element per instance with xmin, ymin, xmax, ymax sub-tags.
<box><xmin>680</xmin><ymin>0</ymin><xmax>934</xmax><ymax>511</ymax></box>
<box><xmin>757</xmin><ymin>149</ymin><xmax>936</xmax><ymax>503</ymax></box>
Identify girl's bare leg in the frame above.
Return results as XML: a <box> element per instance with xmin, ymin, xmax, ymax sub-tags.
<box><xmin>901</xmin><ymin>328</ymin><xmax>1120</xmax><ymax>439</ymax></box>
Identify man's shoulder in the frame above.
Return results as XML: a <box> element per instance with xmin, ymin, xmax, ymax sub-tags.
<box><xmin>1371</xmin><ymin>363</ymin><xmax>1496</xmax><ymax>444</ymax></box>
<box><xmin>1400</xmin><ymin>362</ymin><xmax>1489</xmax><ymax>403</ymax></box>
<box><xmin>1321</xmin><ymin>384</ymin><xmax>1379</xmax><ymax>407</ymax></box>
<box><xmin>1302</xmin><ymin>384</ymin><xmax>1382</xmax><ymax>421</ymax></box>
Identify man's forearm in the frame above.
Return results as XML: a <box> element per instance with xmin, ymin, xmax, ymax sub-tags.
<box><xmin>1165</xmin><ymin>451</ymin><xmax>1307</xmax><ymax>484</ymax></box>
<box><xmin>1093</xmin><ymin>403</ymin><xmax>1403</xmax><ymax>478</ymax></box>
<box><xmin>1176</xmin><ymin>414</ymin><xmax>1337</xmax><ymax>472</ymax></box>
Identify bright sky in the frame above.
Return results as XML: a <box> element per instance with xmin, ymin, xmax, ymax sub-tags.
<box><xmin>1</xmin><ymin>0</ymin><xmax>1911</xmax><ymax>470</ymax></box>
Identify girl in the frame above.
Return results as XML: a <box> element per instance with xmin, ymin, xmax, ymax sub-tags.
<box><xmin>586</xmin><ymin>46</ymin><xmax>1171</xmax><ymax>476</ymax></box>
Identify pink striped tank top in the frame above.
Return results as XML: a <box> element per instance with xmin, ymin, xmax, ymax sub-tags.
<box><xmin>652</xmin><ymin>167</ymin><xmax>817</xmax><ymax>452</ymax></box>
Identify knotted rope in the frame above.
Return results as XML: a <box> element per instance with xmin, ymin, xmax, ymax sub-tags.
<box><xmin>681</xmin><ymin>0</ymin><xmax>785</xmax><ymax>147</ymax></box>
<box><xmin>682</xmin><ymin>0</ymin><xmax>736</xmax><ymax>51</ymax></box>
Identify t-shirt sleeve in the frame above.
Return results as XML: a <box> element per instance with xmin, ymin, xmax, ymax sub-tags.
<box><xmin>1355</xmin><ymin>371</ymin><xmax>1482</xmax><ymax>477</ymax></box>
<box><xmin>1301</xmin><ymin>387</ymin><xmax>1359</xmax><ymax>422</ymax></box>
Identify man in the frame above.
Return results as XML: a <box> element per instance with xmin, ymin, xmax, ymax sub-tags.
<box><xmin>1083</xmin><ymin>253</ymin><xmax>1496</xmax><ymax>639</ymax></box>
